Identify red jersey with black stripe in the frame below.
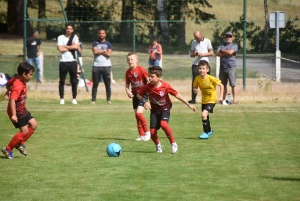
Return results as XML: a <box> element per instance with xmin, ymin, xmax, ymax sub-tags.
<box><xmin>125</xmin><ymin>66</ymin><xmax>148</xmax><ymax>94</ymax></box>
<box><xmin>6</xmin><ymin>77</ymin><xmax>28</xmax><ymax>118</ymax></box>
<box><xmin>138</xmin><ymin>81</ymin><xmax>178</xmax><ymax>114</ymax></box>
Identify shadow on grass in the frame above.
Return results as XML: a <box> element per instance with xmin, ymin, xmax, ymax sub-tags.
<box><xmin>262</xmin><ymin>176</ymin><xmax>300</xmax><ymax>182</ymax></box>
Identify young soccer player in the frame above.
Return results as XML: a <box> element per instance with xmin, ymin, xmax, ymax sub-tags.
<box><xmin>137</xmin><ymin>66</ymin><xmax>196</xmax><ymax>154</ymax></box>
<box><xmin>2</xmin><ymin>62</ymin><xmax>38</xmax><ymax>159</ymax></box>
<box><xmin>125</xmin><ymin>52</ymin><xmax>151</xmax><ymax>141</ymax></box>
<box><xmin>193</xmin><ymin>60</ymin><xmax>224</xmax><ymax>139</ymax></box>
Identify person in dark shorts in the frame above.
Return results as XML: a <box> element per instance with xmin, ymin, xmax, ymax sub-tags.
<box><xmin>2</xmin><ymin>62</ymin><xmax>38</xmax><ymax>159</ymax></box>
<box><xmin>125</xmin><ymin>52</ymin><xmax>151</xmax><ymax>141</ymax></box>
<box><xmin>193</xmin><ymin>60</ymin><xmax>224</xmax><ymax>139</ymax></box>
<box><xmin>137</xmin><ymin>66</ymin><xmax>196</xmax><ymax>154</ymax></box>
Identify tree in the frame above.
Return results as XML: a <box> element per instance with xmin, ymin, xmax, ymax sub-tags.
<box><xmin>7</xmin><ymin>0</ymin><xmax>24</xmax><ymax>36</ymax></box>
<box><xmin>38</xmin><ymin>0</ymin><xmax>46</xmax><ymax>39</ymax></box>
<box><xmin>157</xmin><ymin>0</ymin><xmax>170</xmax><ymax>45</ymax></box>
<box><xmin>120</xmin><ymin>0</ymin><xmax>133</xmax><ymax>43</ymax></box>
<box><xmin>263</xmin><ymin>0</ymin><xmax>269</xmax><ymax>51</ymax></box>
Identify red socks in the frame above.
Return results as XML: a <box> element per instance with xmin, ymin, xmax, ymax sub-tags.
<box><xmin>6</xmin><ymin>127</ymin><xmax>35</xmax><ymax>151</ymax></box>
<box><xmin>6</xmin><ymin>132</ymin><xmax>25</xmax><ymax>151</ymax></box>
<box><xmin>150</xmin><ymin>128</ymin><xmax>159</xmax><ymax>144</ymax></box>
<box><xmin>135</xmin><ymin>113</ymin><xmax>149</xmax><ymax>135</ymax></box>
<box><xmin>160</xmin><ymin>121</ymin><xmax>175</xmax><ymax>143</ymax></box>
<box><xmin>22</xmin><ymin>127</ymin><xmax>35</xmax><ymax>144</ymax></box>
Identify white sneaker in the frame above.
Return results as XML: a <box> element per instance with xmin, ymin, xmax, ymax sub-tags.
<box><xmin>144</xmin><ymin>131</ymin><xmax>151</xmax><ymax>141</ymax></box>
<box><xmin>171</xmin><ymin>143</ymin><xmax>178</xmax><ymax>154</ymax></box>
<box><xmin>156</xmin><ymin>143</ymin><xmax>163</xmax><ymax>153</ymax></box>
<box><xmin>135</xmin><ymin>136</ymin><xmax>144</xmax><ymax>141</ymax></box>
<box><xmin>60</xmin><ymin>99</ymin><xmax>65</xmax><ymax>105</ymax></box>
<box><xmin>112</xmin><ymin>80</ymin><xmax>116</xmax><ymax>84</ymax></box>
<box><xmin>72</xmin><ymin>99</ymin><xmax>78</xmax><ymax>104</ymax></box>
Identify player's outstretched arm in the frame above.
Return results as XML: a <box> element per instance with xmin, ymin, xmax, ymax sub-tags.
<box><xmin>175</xmin><ymin>93</ymin><xmax>196</xmax><ymax>112</ymax></box>
<box><xmin>218</xmin><ymin>83</ymin><xmax>224</xmax><ymax>103</ymax></box>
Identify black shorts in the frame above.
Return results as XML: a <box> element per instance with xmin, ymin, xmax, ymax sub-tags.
<box><xmin>12</xmin><ymin>112</ymin><xmax>34</xmax><ymax>128</ymax></box>
<box><xmin>150</xmin><ymin>109</ymin><xmax>170</xmax><ymax>130</ymax></box>
<box><xmin>202</xmin><ymin>104</ymin><xmax>215</xmax><ymax>113</ymax></box>
<box><xmin>132</xmin><ymin>94</ymin><xmax>148</xmax><ymax>109</ymax></box>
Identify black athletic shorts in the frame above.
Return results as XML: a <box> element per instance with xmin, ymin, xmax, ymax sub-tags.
<box><xmin>202</xmin><ymin>103</ymin><xmax>215</xmax><ymax>113</ymax></box>
<box><xmin>150</xmin><ymin>109</ymin><xmax>170</xmax><ymax>130</ymax></box>
<box><xmin>132</xmin><ymin>94</ymin><xmax>148</xmax><ymax>109</ymax></box>
<box><xmin>12</xmin><ymin>112</ymin><xmax>34</xmax><ymax>128</ymax></box>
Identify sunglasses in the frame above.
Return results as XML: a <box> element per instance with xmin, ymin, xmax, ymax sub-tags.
<box><xmin>226</xmin><ymin>35</ymin><xmax>233</xmax><ymax>38</ymax></box>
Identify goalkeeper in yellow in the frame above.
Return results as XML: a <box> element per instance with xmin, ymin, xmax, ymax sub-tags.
<box><xmin>193</xmin><ymin>60</ymin><xmax>224</xmax><ymax>139</ymax></box>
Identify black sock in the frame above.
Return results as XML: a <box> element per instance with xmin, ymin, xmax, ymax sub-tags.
<box><xmin>202</xmin><ymin>119</ymin><xmax>209</xmax><ymax>134</ymax></box>
<box><xmin>207</xmin><ymin>116</ymin><xmax>211</xmax><ymax>132</ymax></box>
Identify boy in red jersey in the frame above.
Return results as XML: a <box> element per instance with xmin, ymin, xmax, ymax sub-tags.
<box><xmin>137</xmin><ymin>66</ymin><xmax>196</xmax><ymax>154</ymax></box>
<box><xmin>125</xmin><ymin>52</ymin><xmax>151</xmax><ymax>141</ymax></box>
<box><xmin>193</xmin><ymin>60</ymin><xmax>224</xmax><ymax>139</ymax></box>
<box><xmin>2</xmin><ymin>62</ymin><xmax>38</xmax><ymax>159</ymax></box>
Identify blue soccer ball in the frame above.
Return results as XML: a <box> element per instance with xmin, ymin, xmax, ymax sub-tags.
<box><xmin>106</xmin><ymin>143</ymin><xmax>122</xmax><ymax>157</ymax></box>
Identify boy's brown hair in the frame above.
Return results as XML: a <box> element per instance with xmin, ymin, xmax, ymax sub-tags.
<box><xmin>17</xmin><ymin>62</ymin><xmax>35</xmax><ymax>75</ymax></box>
<box><xmin>198</xmin><ymin>60</ymin><xmax>211</xmax><ymax>74</ymax></box>
<box><xmin>148</xmin><ymin>66</ymin><xmax>162</xmax><ymax>77</ymax></box>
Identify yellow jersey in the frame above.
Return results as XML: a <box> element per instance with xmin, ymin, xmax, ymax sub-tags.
<box><xmin>193</xmin><ymin>75</ymin><xmax>221</xmax><ymax>104</ymax></box>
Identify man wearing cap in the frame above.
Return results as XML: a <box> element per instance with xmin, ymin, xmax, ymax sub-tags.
<box><xmin>216</xmin><ymin>31</ymin><xmax>238</xmax><ymax>104</ymax></box>
<box><xmin>189</xmin><ymin>31</ymin><xmax>214</xmax><ymax>104</ymax></box>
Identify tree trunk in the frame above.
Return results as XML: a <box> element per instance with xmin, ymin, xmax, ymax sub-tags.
<box><xmin>66</xmin><ymin>0</ymin><xmax>76</xmax><ymax>21</ymax></box>
<box><xmin>120</xmin><ymin>0</ymin><xmax>133</xmax><ymax>43</ymax></box>
<box><xmin>177</xmin><ymin>0</ymin><xmax>187</xmax><ymax>47</ymax></box>
<box><xmin>263</xmin><ymin>0</ymin><xmax>269</xmax><ymax>51</ymax></box>
<box><xmin>7</xmin><ymin>0</ymin><xmax>24</xmax><ymax>36</ymax></box>
<box><xmin>157</xmin><ymin>0</ymin><xmax>170</xmax><ymax>45</ymax></box>
<box><xmin>38</xmin><ymin>0</ymin><xmax>47</xmax><ymax>39</ymax></box>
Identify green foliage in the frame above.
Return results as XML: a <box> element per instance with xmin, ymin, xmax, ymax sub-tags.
<box><xmin>0</xmin><ymin>101</ymin><xmax>299</xmax><ymax>200</ymax></box>
<box><xmin>212</xmin><ymin>15</ymin><xmax>300</xmax><ymax>54</ymax></box>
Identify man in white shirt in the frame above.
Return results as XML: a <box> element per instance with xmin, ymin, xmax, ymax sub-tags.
<box><xmin>189</xmin><ymin>31</ymin><xmax>214</xmax><ymax>104</ymax></box>
<box><xmin>57</xmin><ymin>23</ymin><xmax>81</xmax><ymax>105</ymax></box>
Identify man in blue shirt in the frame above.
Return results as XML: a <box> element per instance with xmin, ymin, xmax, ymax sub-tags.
<box><xmin>216</xmin><ymin>31</ymin><xmax>238</xmax><ymax>104</ymax></box>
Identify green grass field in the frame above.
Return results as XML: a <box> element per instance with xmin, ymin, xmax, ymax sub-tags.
<box><xmin>0</xmin><ymin>99</ymin><xmax>299</xmax><ymax>201</ymax></box>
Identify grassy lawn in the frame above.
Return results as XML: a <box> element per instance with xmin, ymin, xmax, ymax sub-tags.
<box><xmin>0</xmin><ymin>99</ymin><xmax>299</xmax><ymax>201</ymax></box>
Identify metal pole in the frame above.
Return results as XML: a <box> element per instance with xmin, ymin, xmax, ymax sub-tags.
<box><xmin>276</xmin><ymin>11</ymin><xmax>279</xmax><ymax>51</ymax></box>
<box><xmin>132</xmin><ymin>20</ymin><xmax>136</xmax><ymax>52</ymax></box>
<box><xmin>23</xmin><ymin>0</ymin><xmax>27</xmax><ymax>62</ymax></box>
<box><xmin>59</xmin><ymin>0</ymin><xmax>68</xmax><ymax>23</ymax></box>
<box><xmin>243</xmin><ymin>0</ymin><xmax>247</xmax><ymax>90</ymax></box>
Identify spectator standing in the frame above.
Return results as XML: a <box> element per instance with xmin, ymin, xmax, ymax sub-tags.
<box><xmin>189</xmin><ymin>31</ymin><xmax>214</xmax><ymax>104</ymax></box>
<box><xmin>57</xmin><ymin>23</ymin><xmax>81</xmax><ymax>105</ymax></box>
<box><xmin>216</xmin><ymin>31</ymin><xmax>238</xmax><ymax>104</ymax></box>
<box><xmin>26</xmin><ymin>30</ymin><xmax>42</xmax><ymax>82</ymax></box>
<box><xmin>148</xmin><ymin>38</ymin><xmax>162</xmax><ymax>68</ymax></box>
<box><xmin>91</xmin><ymin>29</ymin><xmax>112</xmax><ymax>104</ymax></box>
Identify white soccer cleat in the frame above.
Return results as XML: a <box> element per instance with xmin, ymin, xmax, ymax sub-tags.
<box><xmin>72</xmin><ymin>99</ymin><xmax>78</xmax><ymax>104</ymax></box>
<box><xmin>135</xmin><ymin>136</ymin><xmax>144</xmax><ymax>141</ymax></box>
<box><xmin>156</xmin><ymin>143</ymin><xmax>163</xmax><ymax>153</ymax></box>
<box><xmin>143</xmin><ymin>131</ymin><xmax>151</xmax><ymax>141</ymax></box>
<box><xmin>60</xmin><ymin>99</ymin><xmax>65</xmax><ymax>105</ymax></box>
<box><xmin>171</xmin><ymin>143</ymin><xmax>178</xmax><ymax>154</ymax></box>
<box><xmin>111</xmin><ymin>80</ymin><xmax>116</xmax><ymax>84</ymax></box>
